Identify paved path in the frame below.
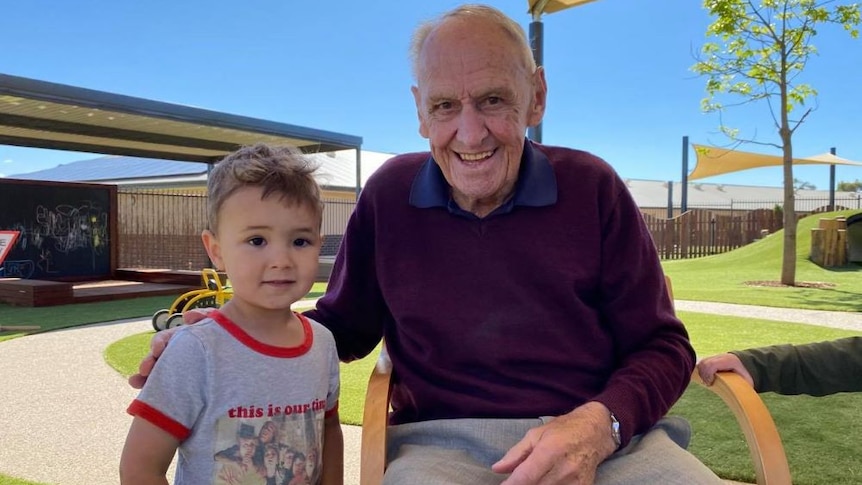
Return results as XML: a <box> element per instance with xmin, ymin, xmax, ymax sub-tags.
<box><xmin>676</xmin><ymin>300</ymin><xmax>862</xmax><ymax>332</ymax></box>
<box><xmin>1</xmin><ymin>301</ymin><xmax>860</xmax><ymax>485</ymax></box>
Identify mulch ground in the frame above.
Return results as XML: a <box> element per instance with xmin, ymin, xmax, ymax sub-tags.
<box><xmin>744</xmin><ymin>281</ymin><xmax>836</xmax><ymax>289</ymax></box>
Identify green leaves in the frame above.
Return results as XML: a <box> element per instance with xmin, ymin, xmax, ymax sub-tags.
<box><xmin>691</xmin><ymin>0</ymin><xmax>861</xmax><ymax>140</ymax></box>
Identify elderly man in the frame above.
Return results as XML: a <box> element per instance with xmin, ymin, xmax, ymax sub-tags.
<box><xmin>134</xmin><ymin>4</ymin><xmax>721</xmax><ymax>484</ymax></box>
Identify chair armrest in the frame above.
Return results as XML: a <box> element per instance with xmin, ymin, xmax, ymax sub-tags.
<box><xmin>360</xmin><ymin>347</ymin><xmax>392</xmax><ymax>485</ymax></box>
<box><xmin>691</xmin><ymin>369</ymin><xmax>791</xmax><ymax>485</ymax></box>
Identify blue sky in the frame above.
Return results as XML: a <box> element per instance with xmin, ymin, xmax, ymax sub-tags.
<box><xmin>2</xmin><ymin>0</ymin><xmax>861</xmax><ymax>189</ymax></box>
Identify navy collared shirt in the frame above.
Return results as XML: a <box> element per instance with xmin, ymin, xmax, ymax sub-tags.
<box><xmin>408</xmin><ymin>139</ymin><xmax>558</xmax><ymax>219</ymax></box>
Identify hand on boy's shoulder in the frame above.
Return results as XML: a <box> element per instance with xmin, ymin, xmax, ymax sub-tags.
<box><xmin>127</xmin><ymin>307</ymin><xmax>217</xmax><ymax>389</ymax></box>
<box><xmin>184</xmin><ymin>307</ymin><xmax>217</xmax><ymax>324</ymax></box>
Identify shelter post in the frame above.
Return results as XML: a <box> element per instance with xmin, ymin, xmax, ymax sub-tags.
<box><xmin>666</xmin><ymin>181</ymin><xmax>674</xmax><ymax>218</ymax></box>
<box><xmin>528</xmin><ymin>15</ymin><xmax>544</xmax><ymax>143</ymax></box>
<box><xmin>829</xmin><ymin>147</ymin><xmax>836</xmax><ymax>211</ymax></box>
<box><xmin>681</xmin><ymin>135</ymin><xmax>689</xmax><ymax>212</ymax></box>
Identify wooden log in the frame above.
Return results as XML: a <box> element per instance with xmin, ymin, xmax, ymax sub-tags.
<box><xmin>810</xmin><ymin>228</ymin><xmax>825</xmax><ymax>266</ymax></box>
<box><xmin>837</xmin><ymin>229</ymin><xmax>847</xmax><ymax>266</ymax></box>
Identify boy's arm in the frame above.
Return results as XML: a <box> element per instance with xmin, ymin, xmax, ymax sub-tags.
<box><xmin>321</xmin><ymin>412</ymin><xmax>344</xmax><ymax>485</ymax></box>
<box><xmin>120</xmin><ymin>416</ymin><xmax>179</xmax><ymax>485</ymax></box>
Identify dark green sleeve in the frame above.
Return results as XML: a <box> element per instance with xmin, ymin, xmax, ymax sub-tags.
<box><xmin>731</xmin><ymin>337</ymin><xmax>862</xmax><ymax>396</ymax></box>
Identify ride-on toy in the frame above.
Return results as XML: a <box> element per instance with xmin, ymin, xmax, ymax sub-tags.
<box><xmin>151</xmin><ymin>268</ymin><xmax>233</xmax><ymax>331</ymax></box>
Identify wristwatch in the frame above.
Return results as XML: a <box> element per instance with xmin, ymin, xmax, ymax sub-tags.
<box><xmin>609</xmin><ymin>412</ymin><xmax>621</xmax><ymax>449</ymax></box>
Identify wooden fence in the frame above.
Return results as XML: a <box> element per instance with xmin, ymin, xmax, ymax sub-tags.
<box><xmin>117</xmin><ymin>190</ymin><xmax>354</xmax><ymax>271</ymax></box>
<box><xmin>116</xmin><ymin>190</ymin><xmax>855</xmax><ymax>269</ymax></box>
<box><xmin>644</xmin><ymin>209</ymin><xmax>783</xmax><ymax>260</ymax></box>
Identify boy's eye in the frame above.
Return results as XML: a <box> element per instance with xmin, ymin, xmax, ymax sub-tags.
<box><xmin>293</xmin><ymin>238</ymin><xmax>311</xmax><ymax>248</ymax></box>
<box><xmin>248</xmin><ymin>237</ymin><xmax>266</xmax><ymax>247</ymax></box>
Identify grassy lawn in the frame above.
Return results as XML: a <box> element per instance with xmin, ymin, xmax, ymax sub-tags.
<box><xmin>663</xmin><ymin>209</ymin><xmax>862</xmax><ymax>311</ymax></box>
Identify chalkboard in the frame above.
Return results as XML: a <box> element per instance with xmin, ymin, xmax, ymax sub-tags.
<box><xmin>0</xmin><ymin>179</ymin><xmax>117</xmax><ymax>280</ymax></box>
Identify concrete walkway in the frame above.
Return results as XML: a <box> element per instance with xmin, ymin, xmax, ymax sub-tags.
<box><xmin>0</xmin><ymin>301</ymin><xmax>860</xmax><ymax>485</ymax></box>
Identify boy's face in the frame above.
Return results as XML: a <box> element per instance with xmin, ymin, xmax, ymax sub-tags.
<box><xmin>202</xmin><ymin>186</ymin><xmax>320</xmax><ymax>316</ymax></box>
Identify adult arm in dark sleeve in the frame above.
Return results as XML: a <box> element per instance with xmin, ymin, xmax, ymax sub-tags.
<box><xmin>304</xmin><ymin>187</ymin><xmax>389</xmax><ymax>363</ymax></box>
<box><xmin>590</xmin><ymin>176</ymin><xmax>696</xmax><ymax>446</ymax></box>
<box><xmin>732</xmin><ymin>336</ymin><xmax>862</xmax><ymax>396</ymax></box>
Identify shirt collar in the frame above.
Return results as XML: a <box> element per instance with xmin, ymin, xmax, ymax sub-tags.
<box><xmin>409</xmin><ymin>140</ymin><xmax>557</xmax><ymax>214</ymax></box>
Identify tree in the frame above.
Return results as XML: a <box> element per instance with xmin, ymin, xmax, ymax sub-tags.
<box><xmin>837</xmin><ymin>179</ymin><xmax>862</xmax><ymax>192</ymax></box>
<box><xmin>692</xmin><ymin>0</ymin><xmax>860</xmax><ymax>285</ymax></box>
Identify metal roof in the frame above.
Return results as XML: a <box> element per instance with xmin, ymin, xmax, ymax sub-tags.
<box><xmin>0</xmin><ymin>73</ymin><xmax>362</xmax><ymax>164</ymax></box>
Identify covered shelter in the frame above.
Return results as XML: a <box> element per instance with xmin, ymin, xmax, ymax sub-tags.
<box><xmin>0</xmin><ymin>73</ymin><xmax>363</xmax><ymax>174</ymax></box>
<box><xmin>0</xmin><ymin>73</ymin><xmax>363</xmax><ymax>291</ymax></box>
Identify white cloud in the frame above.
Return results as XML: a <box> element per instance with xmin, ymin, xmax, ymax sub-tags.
<box><xmin>0</xmin><ymin>173</ymin><xmax>5</xmax><ymax>178</ymax></box>
<box><xmin>2</xmin><ymin>159</ymin><xmax>12</xmax><ymax>164</ymax></box>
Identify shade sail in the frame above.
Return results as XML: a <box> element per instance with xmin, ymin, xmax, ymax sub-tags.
<box><xmin>528</xmin><ymin>0</ymin><xmax>599</xmax><ymax>15</ymax></box>
<box><xmin>690</xmin><ymin>144</ymin><xmax>862</xmax><ymax>180</ymax></box>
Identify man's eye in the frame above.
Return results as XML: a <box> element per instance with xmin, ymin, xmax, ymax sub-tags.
<box><xmin>481</xmin><ymin>96</ymin><xmax>504</xmax><ymax>109</ymax></box>
<box><xmin>433</xmin><ymin>101</ymin><xmax>454</xmax><ymax>112</ymax></box>
<box><xmin>248</xmin><ymin>237</ymin><xmax>266</xmax><ymax>246</ymax></box>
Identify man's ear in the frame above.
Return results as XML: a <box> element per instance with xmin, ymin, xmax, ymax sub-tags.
<box><xmin>201</xmin><ymin>229</ymin><xmax>224</xmax><ymax>271</ymax></box>
<box><xmin>412</xmin><ymin>85</ymin><xmax>430</xmax><ymax>139</ymax></box>
<box><xmin>527</xmin><ymin>67</ymin><xmax>547</xmax><ymax>128</ymax></box>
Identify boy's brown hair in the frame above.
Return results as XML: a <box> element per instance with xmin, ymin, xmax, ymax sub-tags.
<box><xmin>206</xmin><ymin>143</ymin><xmax>324</xmax><ymax>233</ymax></box>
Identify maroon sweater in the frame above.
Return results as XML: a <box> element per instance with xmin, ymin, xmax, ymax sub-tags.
<box><xmin>306</xmin><ymin>142</ymin><xmax>694</xmax><ymax>446</ymax></box>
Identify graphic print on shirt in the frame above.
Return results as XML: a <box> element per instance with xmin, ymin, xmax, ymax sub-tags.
<box><xmin>212</xmin><ymin>399</ymin><xmax>327</xmax><ymax>485</ymax></box>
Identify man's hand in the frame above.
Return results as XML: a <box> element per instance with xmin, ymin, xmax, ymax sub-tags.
<box><xmin>696</xmin><ymin>353</ymin><xmax>754</xmax><ymax>387</ymax></box>
<box><xmin>492</xmin><ymin>401</ymin><xmax>617</xmax><ymax>485</ymax></box>
<box><xmin>127</xmin><ymin>308</ymin><xmax>216</xmax><ymax>389</ymax></box>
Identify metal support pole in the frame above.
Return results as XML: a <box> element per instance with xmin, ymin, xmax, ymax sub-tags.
<box><xmin>681</xmin><ymin>136</ymin><xmax>689</xmax><ymax>213</ymax></box>
<box><xmin>666</xmin><ymin>181</ymin><xmax>674</xmax><ymax>218</ymax></box>
<box><xmin>528</xmin><ymin>19</ymin><xmax>544</xmax><ymax>143</ymax></box>
<box><xmin>829</xmin><ymin>147</ymin><xmax>836</xmax><ymax>211</ymax></box>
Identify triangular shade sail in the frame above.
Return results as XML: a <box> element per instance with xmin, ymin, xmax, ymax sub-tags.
<box><xmin>528</xmin><ymin>0</ymin><xmax>598</xmax><ymax>15</ymax></box>
<box><xmin>690</xmin><ymin>144</ymin><xmax>862</xmax><ymax>181</ymax></box>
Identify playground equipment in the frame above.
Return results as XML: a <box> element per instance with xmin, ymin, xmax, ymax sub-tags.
<box><xmin>151</xmin><ymin>268</ymin><xmax>232</xmax><ymax>331</ymax></box>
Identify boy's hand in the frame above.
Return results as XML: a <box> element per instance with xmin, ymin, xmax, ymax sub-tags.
<box><xmin>128</xmin><ymin>308</ymin><xmax>216</xmax><ymax>389</ymax></box>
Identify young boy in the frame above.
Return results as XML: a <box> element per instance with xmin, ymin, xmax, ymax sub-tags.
<box><xmin>120</xmin><ymin>143</ymin><xmax>343</xmax><ymax>485</ymax></box>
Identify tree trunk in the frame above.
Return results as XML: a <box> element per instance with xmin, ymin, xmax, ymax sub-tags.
<box><xmin>780</xmin><ymin>139</ymin><xmax>797</xmax><ymax>285</ymax></box>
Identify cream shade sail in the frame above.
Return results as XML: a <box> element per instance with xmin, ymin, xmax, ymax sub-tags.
<box><xmin>528</xmin><ymin>0</ymin><xmax>599</xmax><ymax>15</ymax></box>
<box><xmin>690</xmin><ymin>144</ymin><xmax>862</xmax><ymax>181</ymax></box>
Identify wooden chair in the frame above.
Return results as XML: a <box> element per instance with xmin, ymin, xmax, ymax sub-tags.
<box><xmin>359</xmin><ymin>277</ymin><xmax>792</xmax><ymax>485</ymax></box>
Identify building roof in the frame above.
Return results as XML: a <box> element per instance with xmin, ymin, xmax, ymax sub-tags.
<box><xmin>9</xmin><ymin>149</ymin><xmax>396</xmax><ymax>190</ymax></box>
<box><xmin>0</xmin><ymin>73</ymin><xmax>362</xmax><ymax>165</ymax></box>
<box><xmin>626</xmin><ymin>178</ymin><xmax>862</xmax><ymax>211</ymax></box>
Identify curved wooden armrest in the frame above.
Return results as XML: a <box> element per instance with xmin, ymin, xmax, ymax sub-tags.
<box><xmin>360</xmin><ymin>347</ymin><xmax>392</xmax><ymax>485</ymax></box>
<box><xmin>691</xmin><ymin>369</ymin><xmax>791</xmax><ymax>485</ymax></box>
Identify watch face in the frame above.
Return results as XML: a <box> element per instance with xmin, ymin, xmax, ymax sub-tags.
<box><xmin>610</xmin><ymin>413</ymin><xmax>621</xmax><ymax>447</ymax></box>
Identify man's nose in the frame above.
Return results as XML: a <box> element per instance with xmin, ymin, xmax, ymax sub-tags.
<box><xmin>455</xmin><ymin>104</ymin><xmax>488</xmax><ymax>146</ymax></box>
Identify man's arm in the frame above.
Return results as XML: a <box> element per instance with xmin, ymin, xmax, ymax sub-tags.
<box><xmin>729</xmin><ymin>337</ymin><xmax>862</xmax><ymax>395</ymax></box>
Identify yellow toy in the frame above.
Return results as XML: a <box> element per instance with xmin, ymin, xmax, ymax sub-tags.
<box><xmin>151</xmin><ymin>268</ymin><xmax>233</xmax><ymax>331</ymax></box>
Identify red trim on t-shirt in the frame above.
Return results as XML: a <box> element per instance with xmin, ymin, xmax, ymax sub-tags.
<box><xmin>127</xmin><ymin>399</ymin><xmax>190</xmax><ymax>441</ymax></box>
<box><xmin>324</xmin><ymin>401</ymin><xmax>339</xmax><ymax>419</ymax></box>
<box><xmin>210</xmin><ymin>310</ymin><xmax>313</xmax><ymax>358</ymax></box>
